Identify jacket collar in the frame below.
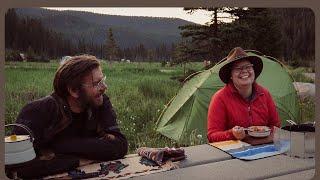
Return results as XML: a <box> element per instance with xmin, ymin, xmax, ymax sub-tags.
<box><xmin>46</xmin><ymin>93</ymin><xmax>92</xmax><ymax>139</ymax></box>
<box><xmin>51</xmin><ymin>92</ymin><xmax>92</xmax><ymax>118</ymax></box>
<box><xmin>227</xmin><ymin>82</ymin><xmax>264</xmax><ymax>100</ymax></box>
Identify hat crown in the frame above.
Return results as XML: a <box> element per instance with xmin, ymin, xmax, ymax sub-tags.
<box><xmin>219</xmin><ymin>47</ymin><xmax>263</xmax><ymax>84</ymax></box>
<box><xmin>226</xmin><ymin>47</ymin><xmax>248</xmax><ymax>62</ymax></box>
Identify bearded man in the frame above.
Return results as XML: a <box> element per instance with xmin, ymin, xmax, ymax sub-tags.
<box><xmin>10</xmin><ymin>55</ymin><xmax>128</xmax><ymax>178</ymax></box>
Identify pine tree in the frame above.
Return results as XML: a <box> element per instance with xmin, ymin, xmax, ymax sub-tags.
<box><xmin>5</xmin><ymin>9</ymin><xmax>18</xmax><ymax>49</ymax></box>
<box><xmin>271</xmin><ymin>8</ymin><xmax>314</xmax><ymax>66</ymax></box>
<box><xmin>179</xmin><ymin>7</ymin><xmax>285</xmax><ymax>62</ymax></box>
<box><xmin>179</xmin><ymin>7</ymin><xmax>237</xmax><ymax>62</ymax></box>
<box><xmin>173</xmin><ymin>40</ymin><xmax>191</xmax><ymax>76</ymax></box>
<box><xmin>105</xmin><ymin>28</ymin><xmax>120</xmax><ymax>62</ymax></box>
<box><xmin>226</xmin><ymin>8</ymin><xmax>282</xmax><ymax>58</ymax></box>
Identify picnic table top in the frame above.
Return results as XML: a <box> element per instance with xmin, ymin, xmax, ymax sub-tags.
<box><xmin>177</xmin><ymin>144</ymin><xmax>232</xmax><ymax>168</ymax></box>
<box><xmin>132</xmin><ymin>143</ymin><xmax>315</xmax><ymax>180</ymax></box>
<box><xmin>133</xmin><ymin>154</ymin><xmax>314</xmax><ymax>180</ymax></box>
<box><xmin>266</xmin><ymin>169</ymin><xmax>315</xmax><ymax>180</ymax></box>
<box><xmin>41</xmin><ymin>142</ymin><xmax>315</xmax><ymax>180</ymax></box>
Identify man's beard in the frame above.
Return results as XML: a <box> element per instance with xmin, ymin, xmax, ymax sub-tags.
<box><xmin>77</xmin><ymin>89</ymin><xmax>103</xmax><ymax>109</ymax></box>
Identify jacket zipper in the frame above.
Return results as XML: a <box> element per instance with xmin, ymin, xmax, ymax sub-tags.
<box><xmin>248</xmin><ymin>105</ymin><xmax>252</xmax><ymax>126</ymax></box>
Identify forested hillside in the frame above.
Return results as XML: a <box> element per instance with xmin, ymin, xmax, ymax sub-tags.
<box><xmin>14</xmin><ymin>8</ymin><xmax>192</xmax><ymax>48</ymax></box>
<box><xmin>6</xmin><ymin>8</ymin><xmax>314</xmax><ymax>67</ymax></box>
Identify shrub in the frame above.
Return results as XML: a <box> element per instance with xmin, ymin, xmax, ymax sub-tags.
<box><xmin>5</xmin><ymin>49</ymin><xmax>23</xmax><ymax>61</ymax></box>
<box><xmin>290</xmin><ymin>67</ymin><xmax>314</xmax><ymax>83</ymax></box>
<box><xmin>26</xmin><ymin>53</ymin><xmax>50</xmax><ymax>63</ymax></box>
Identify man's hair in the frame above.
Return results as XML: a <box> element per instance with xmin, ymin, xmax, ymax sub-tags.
<box><xmin>53</xmin><ymin>55</ymin><xmax>101</xmax><ymax>98</ymax></box>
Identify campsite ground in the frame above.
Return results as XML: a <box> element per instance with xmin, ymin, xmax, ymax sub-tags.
<box><xmin>4</xmin><ymin>61</ymin><xmax>315</xmax><ymax>153</ymax></box>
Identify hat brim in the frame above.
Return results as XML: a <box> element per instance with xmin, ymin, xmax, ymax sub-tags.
<box><xmin>219</xmin><ymin>56</ymin><xmax>263</xmax><ymax>84</ymax></box>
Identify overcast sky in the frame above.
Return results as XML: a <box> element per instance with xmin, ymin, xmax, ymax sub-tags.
<box><xmin>44</xmin><ymin>7</ymin><xmax>229</xmax><ymax>25</ymax></box>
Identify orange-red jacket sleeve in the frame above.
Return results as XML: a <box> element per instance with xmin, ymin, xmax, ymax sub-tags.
<box><xmin>266</xmin><ymin>90</ymin><xmax>281</xmax><ymax>130</ymax></box>
<box><xmin>207</xmin><ymin>92</ymin><xmax>235</xmax><ymax>142</ymax></box>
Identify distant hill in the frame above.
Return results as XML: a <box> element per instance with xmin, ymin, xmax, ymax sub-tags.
<box><xmin>15</xmin><ymin>8</ymin><xmax>195</xmax><ymax>48</ymax></box>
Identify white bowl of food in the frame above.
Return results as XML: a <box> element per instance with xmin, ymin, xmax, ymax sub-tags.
<box><xmin>247</xmin><ymin>126</ymin><xmax>271</xmax><ymax>138</ymax></box>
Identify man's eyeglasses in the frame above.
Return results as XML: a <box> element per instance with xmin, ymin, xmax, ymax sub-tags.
<box><xmin>232</xmin><ymin>64</ymin><xmax>254</xmax><ymax>74</ymax></box>
<box><xmin>82</xmin><ymin>76</ymin><xmax>107</xmax><ymax>89</ymax></box>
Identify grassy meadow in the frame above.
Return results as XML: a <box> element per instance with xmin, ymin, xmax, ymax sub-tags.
<box><xmin>5</xmin><ymin>61</ymin><xmax>204</xmax><ymax>153</ymax></box>
<box><xmin>5</xmin><ymin>60</ymin><xmax>315</xmax><ymax>153</ymax></box>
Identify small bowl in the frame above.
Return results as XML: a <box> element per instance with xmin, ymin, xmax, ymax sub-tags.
<box><xmin>247</xmin><ymin>126</ymin><xmax>271</xmax><ymax>138</ymax></box>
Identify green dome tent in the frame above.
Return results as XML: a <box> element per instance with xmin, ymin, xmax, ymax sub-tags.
<box><xmin>156</xmin><ymin>50</ymin><xmax>301</xmax><ymax>145</ymax></box>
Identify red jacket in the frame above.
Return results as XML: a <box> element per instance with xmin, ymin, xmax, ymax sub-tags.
<box><xmin>207</xmin><ymin>82</ymin><xmax>280</xmax><ymax>142</ymax></box>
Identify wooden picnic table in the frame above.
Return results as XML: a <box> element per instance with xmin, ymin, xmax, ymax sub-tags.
<box><xmin>177</xmin><ymin>144</ymin><xmax>232</xmax><ymax>168</ymax></box>
<box><xmin>266</xmin><ymin>169</ymin><xmax>315</xmax><ymax>180</ymax></box>
<box><xmin>35</xmin><ymin>143</ymin><xmax>314</xmax><ymax>179</ymax></box>
<box><xmin>38</xmin><ymin>144</ymin><xmax>231</xmax><ymax>179</ymax></box>
<box><xmin>132</xmin><ymin>144</ymin><xmax>315</xmax><ymax>180</ymax></box>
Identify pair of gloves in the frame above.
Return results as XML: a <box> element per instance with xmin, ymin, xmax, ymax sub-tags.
<box><xmin>136</xmin><ymin>147</ymin><xmax>186</xmax><ymax>166</ymax></box>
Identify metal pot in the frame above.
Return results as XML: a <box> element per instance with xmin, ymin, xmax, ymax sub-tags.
<box><xmin>5</xmin><ymin>123</ymin><xmax>36</xmax><ymax>165</ymax></box>
<box><xmin>274</xmin><ymin>123</ymin><xmax>315</xmax><ymax>158</ymax></box>
<box><xmin>282</xmin><ymin>123</ymin><xmax>315</xmax><ymax>158</ymax></box>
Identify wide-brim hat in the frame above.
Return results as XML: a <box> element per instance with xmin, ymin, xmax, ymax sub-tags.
<box><xmin>219</xmin><ymin>47</ymin><xmax>263</xmax><ymax>84</ymax></box>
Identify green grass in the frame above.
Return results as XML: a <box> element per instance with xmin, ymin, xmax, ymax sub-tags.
<box><xmin>299</xmin><ymin>97</ymin><xmax>315</xmax><ymax>123</ymax></box>
<box><xmin>5</xmin><ymin>61</ymin><xmax>203</xmax><ymax>153</ymax></box>
<box><xmin>288</xmin><ymin>66</ymin><xmax>314</xmax><ymax>83</ymax></box>
<box><xmin>5</xmin><ymin>61</ymin><xmax>315</xmax><ymax>153</ymax></box>
<box><xmin>287</xmin><ymin>66</ymin><xmax>315</xmax><ymax>123</ymax></box>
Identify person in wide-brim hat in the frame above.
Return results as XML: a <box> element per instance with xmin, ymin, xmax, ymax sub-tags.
<box><xmin>207</xmin><ymin>47</ymin><xmax>280</xmax><ymax>145</ymax></box>
<box><xmin>219</xmin><ymin>47</ymin><xmax>263</xmax><ymax>84</ymax></box>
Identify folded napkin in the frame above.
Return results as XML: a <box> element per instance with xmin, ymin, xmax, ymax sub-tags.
<box><xmin>136</xmin><ymin>147</ymin><xmax>186</xmax><ymax>166</ymax></box>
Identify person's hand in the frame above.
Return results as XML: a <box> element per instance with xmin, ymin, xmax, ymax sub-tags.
<box><xmin>232</xmin><ymin>126</ymin><xmax>246</xmax><ymax>140</ymax></box>
<box><xmin>243</xmin><ymin>131</ymin><xmax>274</xmax><ymax>145</ymax></box>
<box><xmin>39</xmin><ymin>149</ymin><xmax>55</xmax><ymax>160</ymax></box>
<box><xmin>100</xmin><ymin>133</ymin><xmax>116</xmax><ymax>141</ymax></box>
<box><xmin>79</xmin><ymin>158</ymin><xmax>95</xmax><ymax>166</ymax></box>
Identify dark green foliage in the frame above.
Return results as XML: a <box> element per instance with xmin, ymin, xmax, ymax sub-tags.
<box><xmin>299</xmin><ymin>97</ymin><xmax>315</xmax><ymax>123</ymax></box>
<box><xmin>25</xmin><ymin>46</ymin><xmax>49</xmax><ymax>62</ymax></box>
<box><xmin>5</xmin><ymin>8</ymin><xmax>75</xmax><ymax>59</ymax></box>
<box><xmin>5</xmin><ymin>49</ymin><xmax>24</xmax><ymax>61</ymax></box>
<box><xmin>14</xmin><ymin>8</ymin><xmax>191</xmax><ymax>49</ymax></box>
<box><xmin>178</xmin><ymin>7</ymin><xmax>238</xmax><ymax>62</ymax></box>
<box><xmin>178</xmin><ymin>8</ymin><xmax>283</xmax><ymax>62</ymax></box>
<box><xmin>105</xmin><ymin>28</ymin><xmax>120</xmax><ymax>61</ymax></box>
<box><xmin>271</xmin><ymin>8</ymin><xmax>315</xmax><ymax>65</ymax></box>
<box><xmin>223</xmin><ymin>8</ymin><xmax>282</xmax><ymax>58</ymax></box>
<box><xmin>6</xmin><ymin>8</ymin><xmax>182</xmax><ymax>62</ymax></box>
<box><xmin>5</xmin><ymin>9</ymin><xmax>19</xmax><ymax>49</ymax></box>
<box><xmin>290</xmin><ymin>67</ymin><xmax>314</xmax><ymax>83</ymax></box>
<box><xmin>6</xmin><ymin>7</ymin><xmax>314</xmax><ymax>67</ymax></box>
<box><xmin>177</xmin><ymin>8</ymin><xmax>314</xmax><ymax>69</ymax></box>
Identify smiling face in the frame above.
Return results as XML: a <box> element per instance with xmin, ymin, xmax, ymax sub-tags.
<box><xmin>230</xmin><ymin>59</ymin><xmax>255</xmax><ymax>88</ymax></box>
<box><xmin>78</xmin><ymin>67</ymin><xmax>107</xmax><ymax>108</ymax></box>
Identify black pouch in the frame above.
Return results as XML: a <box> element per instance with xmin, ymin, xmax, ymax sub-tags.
<box><xmin>6</xmin><ymin>154</ymin><xmax>79</xmax><ymax>179</ymax></box>
<box><xmin>282</xmin><ymin>123</ymin><xmax>315</xmax><ymax>132</ymax></box>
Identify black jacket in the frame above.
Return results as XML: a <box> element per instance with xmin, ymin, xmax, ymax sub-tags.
<box><xmin>10</xmin><ymin>93</ymin><xmax>128</xmax><ymax>178</ymax></box>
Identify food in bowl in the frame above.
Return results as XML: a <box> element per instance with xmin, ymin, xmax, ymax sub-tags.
<box><xmin>247</xmin><ymin>126</ymin><xmax>271</xmax><ymax>137</ymax></box>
